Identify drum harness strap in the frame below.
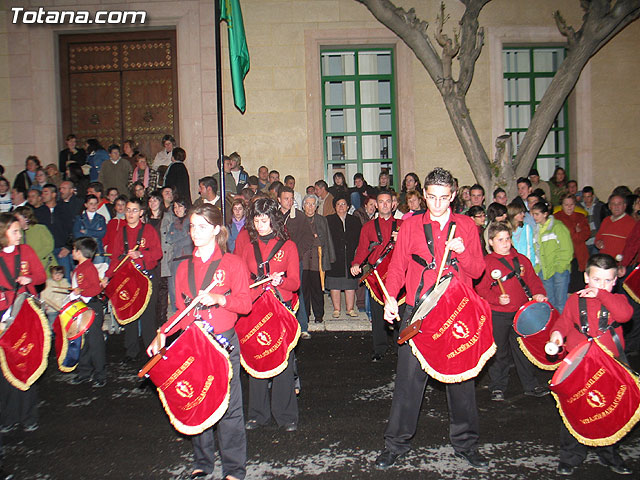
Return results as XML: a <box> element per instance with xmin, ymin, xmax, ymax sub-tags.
<box><xmin>577</xmin><ymin>297</ymin><xmax>626</xmax><ymax>364</ymax></box>
<box><xmin>121</xmin><ymin>224</ymin><xmax>146</xmax><ymax>262</ymax></box>
<box><xmin>361</xmin><ymin>219</ymin><xmax>398</xmax><ymax>271</ymax></box>
<box><xmin>251</xmin><ymin>238</ymin><xmax>286</xmax><ymax>281</ymax></box>
<box><xmin>411</xmin><ymin>221</ymin><xmax>457</xmax><ymax>311</ymax></box>
<box><xmin>185</xmin><ymin>254</ymin><xmax>224</xmax><ymax>307</ymax></box>
<box><xmin>492</xmin><ymin>257</ymin><xmax>533</xmax><ymax>300</ymax></box>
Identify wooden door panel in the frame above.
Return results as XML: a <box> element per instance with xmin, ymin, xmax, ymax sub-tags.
<box><xmin>122</xmin><ymin>69</ymin><xmax>174</xmax><ymax>160</ymax></box>
<box><xmin>70</xmin><ymin>72</ymin><xmax>121</xmax><ymax>148</ymax></box>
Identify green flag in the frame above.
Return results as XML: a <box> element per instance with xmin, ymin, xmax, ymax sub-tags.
<box><xmin>220</xmin><ymin>0</ymin><xmax>250</xmax><ymax>113</ymax></box>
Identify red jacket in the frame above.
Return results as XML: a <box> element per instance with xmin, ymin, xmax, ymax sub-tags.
<box><xmin>475</xmin><ymin>249</ymin><xmax>545</xmax><ymax>312</ymax></box>
<box><xmin>386</xmin><ymin>210</ymin><xmax>485</xmax><ymax>306</ymax></box>
<box><xmin>103</xmin><ymin>218</ymin><xmax>126</xmax><ymax>254</ymax></box>
<box><xmin>163</xmin><ymin>248</ymin><xmax>251</xmax><ymax>336</ymax></box>
<box><xmin>0</xmin><ymin>245</ymin><xmax>46</xmax><ymax>311</ymax></box>
<box><xmin>554</xmin><ymin>290</ymin><xmax>633</xmax><ymax>356</ymax></box>
<box><xmin>352</xmin><ymin>216</ymin><xmax>402</xmax><ymax>267</ymax></box>
<box><xmin>555</xmin><ymin>210</ymin><xmax>590</xmax><ymax>271</ymax></box>
<box><xmin>240</xmin><ymin>237</ymin><xmax>300</xmax><ymax>303</ymax></box>
<box><xmin>595</xmin><ymin>214</ymin><xmax>636</xmax><ymax>258</ymax></box>
<box><xmin>105</xmin><ymin>222</ymin><xmax>162</xmax><ymax>277</ymax></box>
<box><xmin>73</xmin><ymin>259</ymin><xmax>102</xmax><ymax>298</ymax></box>
<box><xmin>620</xmin><ymin>220</ymin><xmax>640</xmax><ymax>267</ymax></box>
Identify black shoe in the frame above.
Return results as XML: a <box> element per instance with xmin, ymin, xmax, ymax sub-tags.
<box><xmin>120</xmin><ymin>355</ymin><xmax>138</xmax><ymax>365</ymax></box>
<box><xmin>70</xmin><ymin>376</ymin><xmax>91</xmax><ymax>385</ymax></box>
<box><xmin>284</xmin><ymin>422</ymin><xmax>297</xmax><ymax>432</ymax></box>
<box><xmin>557</xmin><ymin>462</ymin><xmax>576</xmax><ymax>475</ymax></box>
<box><xmin>455</xmin><ymin>450</ymin><xmax>489</xmax><ymax>469</ymax></box>
<box><xmin>524</xmin><ymin>386</ymin><xmax>550</xmax><ymax>397</ymax></box>
<box><xmin>245</xmin><ymin>419</ymin><xmax>260</xmax><ymax>430</ymax></box>
<box><xmin>491</xmin><ymin>390</ymin><xmax>505</xmax><ymax>401</ymax></box>
<box><xmin>371</xmin><ymin>354</ymin><xmax>383</xmax><ymax>362</ymax></box>
<box><xmin>190</xmin><ymin>470</ymin><xmax>208</xmax><ymax>479</ymax></box>
<box><xmin>599</xmin><ymin>457</ymin><xmax>632</xmax><ymax>475</ymax></box>
<box><xmin>375</xmin><ymin>449</ymin><xmax>402</xmax><ymax>469</ymax></box>
<box><xmin>314</xmin><ymin>318</ymin><xmax>323</xmax><ymax>323</ymax></box>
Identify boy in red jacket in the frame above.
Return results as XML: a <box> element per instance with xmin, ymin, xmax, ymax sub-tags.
<box><xmin>549</xmin><ymin>253</ymin><xmax>633</xmax><ymax>476</ymax></box>
<box><xmin>69</xmin><ymin>237</ymin><xmax>106</xmax><ymax>388</ymax></box>
<box><xmin>476</xmin><ymin>221</ymin><xmax>548</xmax><ymax>401</ymax></box>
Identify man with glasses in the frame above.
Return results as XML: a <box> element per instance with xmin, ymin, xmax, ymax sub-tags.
<box><xmin>104</xmin><ymin>198</ymin><xmax>162</xmax><ymax>364</ymax></box>
<box><xmin>374</xmin><ymin>167</ymin><xmax>488</xmax><ymax>470</ymax></box>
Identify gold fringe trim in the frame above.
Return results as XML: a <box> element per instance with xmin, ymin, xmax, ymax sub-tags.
<box><xmin>0</xmin><ymin>298</ymin><xmax>51</xmax><ymax>390</ymax></box>
<box><xmin>158</xmin><ymin>322</ymin><xmax>232</xmax><ymax>436</ymax></box>
<box><xmin>113</xmin><ymin>271</ymin><xmax>152</xmax><ymax>326</ymax></box>
<box><xmin>365</xmin><ymin>279</ymin><xmax>406</xmax><ymax>306</ymax></box>
<box><xmin>551</xmin><ymin>339</ymin><xmax>640</xmax><ymax>446</ymax></box>
<box><xmin>241</xmin><ymin>311</ymin><xmax>301</xmax><ymax>380</ymax></box>
<box><xmin>623</xmin><ymin>283</ymin><xmax>640</xmax><ymax>304</ymax></box>
<box><xmin>517</xmin><ymin>337</ymin><xmax>560</xmax><ymax>371</ymax></box>
<box><xmin>408</xmin><ymin>339</ymin><xmax>497</xmax><ymax>384</ymax></box>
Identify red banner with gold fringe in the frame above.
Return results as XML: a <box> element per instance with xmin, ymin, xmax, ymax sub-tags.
<box><xmin>235</xmin><ymin>289</ymin><xmax>300</xmax><ymax>379</ymax></box>
<box><xmin>550</xmin><ymin>339</ymin><xmax>640</xmax><ymax>446</ymax></box>
<box><xmin>0</xmin><ymin>296</ymin><xmax>50</xmax><ymax>390</ymax></box>
<box><xmin>147</xmin><ymin>322</ymin><xmax>232</xmax><ymax>436</ymax></box>
<box><xmin>408</xmin><ymin>276</ymin><xmax>495</xmax><ymax>383</ymax></box>
<box><xmin>105</xmin><ymin>261</ymin><xmax>152</xmax><ymax>325</ymax></box>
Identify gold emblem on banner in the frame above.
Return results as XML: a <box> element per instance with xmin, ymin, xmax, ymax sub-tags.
<box><xmin>257</xmin><ymin>331</ymin><xmax>272</xmax><ymax>346</ymax></box>
<box><xmin>175</xmin><ymin>380</ymin><xmax>194</xmax><ymax>399</ymax></box>
<box><xmin>451</xmin><ymin>321</ymin><xmax>470</xmax><ymax>340</ymax></box>
<box><xmin>586</xmin><ymin>390</ymin><xmax>606</xmax><ymax>409</ymax></box>
<box><xmin>119</xmin><ymin>290</ymin><xmax>131</xmax><ymax>301</ymax></box>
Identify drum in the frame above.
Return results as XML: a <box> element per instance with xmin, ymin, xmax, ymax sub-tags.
<box><xmin>53</xmin><ymin>315</ymin><xmax>83</xmax><ymax>372</ymax></box>
<box><xmin>235</xmin><ymin>289</ymin><xmax>300</xmax><ymax>379</ymax></box>
<box><xmin>550</xmin><ymin>339</ymin><xmax>640</xmax><ymax>446</ymax></box>
<box><xmin>407</xmin><ymin>275</ymin><xmax>496</xmax><ymax>383</ymax></box>
<box><xmin>104</xmin><ymin>260</ymin><xmax>152</xmax><ymax>325</ymax></box>
<box><xmin>513</xmin><ymin>300</ymin><xmax>564</xmax><ymax>370</ymax></box>
<box><xmin>362</xmin><ymin>247</ymin><xmax>406</xmax><ymax>306</ymax></box>
<box><xmin>623</xmin><ymin>265</ymin><xmax>640</xmax><ymax>304</ymax></box>
<box><xmin>58</xmin><ymin>298</ymin><xmax>95</xmax><ymax>341</ymax></box>
<box><xmin>143</xmin><ymin>321</ymin><xmax>232</xmax><ymax>436</ymax></box>
<box><xmin>0</xmin><ymin>293</ymin><xmax>50</xmax><ymax>390</ymax></box>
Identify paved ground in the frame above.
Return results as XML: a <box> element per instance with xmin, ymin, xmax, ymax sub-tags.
<box><xmin>3</xmin><ymin>304</ymin><xmax>640</xmax><ymax>479</ymax></box>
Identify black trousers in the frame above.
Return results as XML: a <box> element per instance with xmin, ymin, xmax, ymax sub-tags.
<box><xmin>124</xmin><ymin>271</ymin><xmax>158</xmax><ymax>358</ymax></box>
<box><xmin>621</xmin><ymin>275</ymin><xmax>640</xmax><ymax>354</ymax></box>
<box><xmin>371</xmin><ymin>299</ymin><xmax>401</xmax><ymax>356</ymax></box>
<box><xmin>384</xmin><ymin>307</ymin><xmax>479</xmax><ymax>455</ymax></box>
<box><xmin>302</xmin><ymin>269</ymin><xmax>324</xmax><ymax>321</ymax></box>
<box><xmin>248</xmin><ymin>351</ymin><xmax>298</xmax><ymax>427</ymax></box>
<box><xmin>559</xmin><ymin>421</ymin><xmax>623</xmax><ymax>467</ymax></box>
<box><xmin>192</xmin><ymin>329</ymin><xmax>246</xmax><ymax>479</ymax></box>
<box><xmin>488</xmin><ymin>310</ymin><xmax>539</xmax><ymax>393</ymax></box>
<box><xmin>0</xmin><ymin>374</ymin><xmax>38</xmax><ymax>428</ymax></box>
<box><xmin>76</xmin><ymin>298</ymin><xmax>106</xmax><ymax>382</ymax></box>
<box><xmin>156</xmin><ymin>276</ymin><xmax>168</xmax><ymax>329</ymax></box>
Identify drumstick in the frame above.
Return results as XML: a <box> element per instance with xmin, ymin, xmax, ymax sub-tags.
<box><xmin>52</xmin><ymin>288</ymin><xmax>73</xmax><ymax>294</ymax></box>
<box><xmin>435</xmin><ymin>225</ymin><xmax>457</xmax><ymax>286</ymax></box>
<box><xmin>249</xmin><ymin>276</ymin><xmax>275</xmax><ymax>289</ymax></box>
<box><xmin>373</xmin><ymin>269</ymin><xmax>401</xmax><ymax>323</ymax></box>
<box><xmin>490</xmin><ymin>269</ymin><xmax>506</xmax><ymax>295</ymax></box>
<box><xmin>113</xmin><ymin>245</ymin><xmax>140</xmax><ymax>273</ymax></box>
<box><xmin>161</xmin><ymin>277</ymin><xmax>224</xmax><ymax>335</ymax></box>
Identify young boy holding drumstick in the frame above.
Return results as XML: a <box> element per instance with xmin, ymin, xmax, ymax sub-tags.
<box><xmin>476</xmin><ymin>221</ymin><xmax>548</xmax><ymax>401</ymax></box>
<box><xmin>549</xmin><ymin>253</ymin><xmax>634</xmax><ymax>476</ymax></box>
<box><xmin>69</xmin><ymin>237</ymin><xmax>106</xmax><ymax>388</ymax></box>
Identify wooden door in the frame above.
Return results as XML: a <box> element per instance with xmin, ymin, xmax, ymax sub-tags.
<box><xmin>60</xmin><ymin>30</ymin><xmax>178</xmax><ymax>165</ymax></box>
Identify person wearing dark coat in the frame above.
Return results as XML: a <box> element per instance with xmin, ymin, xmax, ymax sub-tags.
<box><xmin>325</xmin><ymin>193</ymin><xmax>362</xmax><ymax>317</ymax></box>
<box><xmin>13</xmin><ymin>156</ymin><xmax>41</xmax><ymax>192</ymax></box>
<box><xmin>58</xmin><ymin>134</ymin><xmax>86</xmax><ymax>175</ymax></box>
<box><xmin>163</xmin><ymin>147</ymin><xmax>192</xmax><ymax>205</ymax></box>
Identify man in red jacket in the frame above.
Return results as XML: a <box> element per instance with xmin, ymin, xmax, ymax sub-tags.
<box><xmin>104</xmin><ymin>198</ymin><xmax>162</xmax><ymax>363</ymax></box>
<box><xmin>351</xmin><ymin>190</ymin><xmax>402</xmax><ymax>361</ymax></box>
<box><xmin>375</xmin><ymin>168</ymin><xmax>488</xmax><ymax>470</ymax></box>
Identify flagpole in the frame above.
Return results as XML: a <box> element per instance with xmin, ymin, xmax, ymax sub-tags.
<box><xmin>214</xmin><ymin>0</ymin><xmax>227</xmax><ymax>223</ymax></box>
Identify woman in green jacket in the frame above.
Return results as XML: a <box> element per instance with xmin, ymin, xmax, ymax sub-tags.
<box><xmin>532</xmin><ymin>201</ymin><xmax>573</xmax><ymax>313</ymax></box>
<box><xmin>14</xmin><ymin>206</ymin><xmax>57</xmax><ymax>277</ymax></box>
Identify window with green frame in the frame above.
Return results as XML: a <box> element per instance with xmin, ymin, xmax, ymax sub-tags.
<box><xmin>503</xmin><ymin>47</ymin><xmax>569</xmax><ymax>180</ymax></box>
<box><xmin>320</xmin><ymin>48</ymin><xmax>398</xmax><ymax>188</ymax></box>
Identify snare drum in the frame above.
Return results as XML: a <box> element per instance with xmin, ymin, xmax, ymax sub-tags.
<box><xmin>513</xmin><ymin>300</ymin><xmax>564</xmax><ymax>370</ymax></box>
<box><xmin>58</xmin><ymin>298</ymin><xmax>95</xmax><ymax>341</ymax></box>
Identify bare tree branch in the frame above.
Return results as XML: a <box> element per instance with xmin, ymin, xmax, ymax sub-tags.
<box><xmin>457</xmin><ymin>0</ymin><xmax>489</xmax><ymax>94</ymax></box>
<box><xmin>435</xmin><ymin>2</ymin><xmax>460</xmax><ymax>89</ymax></box>
<box><xmin>553</xmin><ymin>11</ymin><xmax>577</xmax><ymax>47</ymax></box>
